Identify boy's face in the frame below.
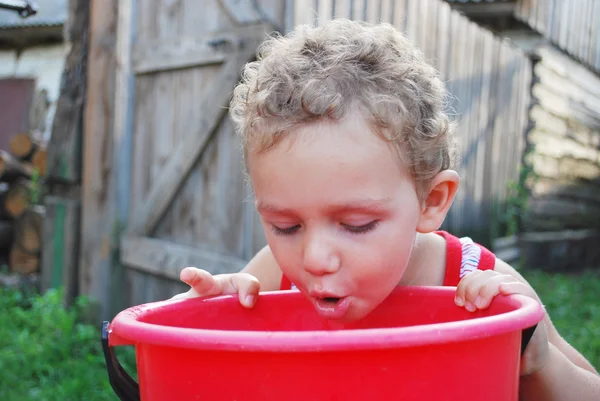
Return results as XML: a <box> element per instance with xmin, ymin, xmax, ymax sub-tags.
<box><xmin>248</xmin><ymin>113</ymin><xmax>425</xmax><ymax>321</ymax></box>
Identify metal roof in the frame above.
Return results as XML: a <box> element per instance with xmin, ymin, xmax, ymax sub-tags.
<box><xmin>0</xmin><ymin>0</ymin><xmax>66</xmax><ymax>29</ymax></box>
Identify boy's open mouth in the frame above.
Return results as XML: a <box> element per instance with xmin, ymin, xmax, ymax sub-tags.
<box><xmin>312</xmin><ymin>295</ymin><xmax>351</xmax><ymax>319</ymax></box>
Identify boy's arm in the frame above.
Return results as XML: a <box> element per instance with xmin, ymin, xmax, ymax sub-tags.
<box><xmin>240</xmin><ymin>244</ymin><xmax>283</xmax><ymax>292</ymax></box>
<box><xmin>494</xmin><ymin>259</ymin><xmax>598</xmax><ymax>375</ymax></box>
<box><xmin>493</xmin><ymin>259</ymin><xmax>600</xmax><ymax>400</ymax></box>
<box><xmin>519</xmin><ymin>342</ymin><xmax>600</xmax><ymax>400</ymax></box>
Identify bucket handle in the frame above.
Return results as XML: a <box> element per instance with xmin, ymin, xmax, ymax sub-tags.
<box><xmin>521</xmin><ymin>323</ymin><xmax>537</xmax><ymax>356</ymax></box>
<box><xmin>101</xmin><ymin>321</ymin><xmax>141</xmax><ymax>401</ymax></box>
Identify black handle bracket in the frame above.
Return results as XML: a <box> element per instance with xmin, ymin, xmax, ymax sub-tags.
<box><xmin>520</xmin><ymin>324</ymin><xmax>538</xmax><ymax>356</ymax></box>
<box><xmin>101</xmin><ymin>321</ymin><xmax>141</xmax><ymax>401</ymax></box>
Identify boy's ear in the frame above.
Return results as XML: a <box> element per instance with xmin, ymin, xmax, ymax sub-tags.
<box><xmin>416</xmin><ymin>170</ymin><xmax>460</xmax><ymax>233</ymax></box>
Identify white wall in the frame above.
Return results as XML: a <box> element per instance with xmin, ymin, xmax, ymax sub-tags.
<box><xmin>0</xmin><ymin>43</ymin><xmax>68</xmax><ymax>141</ymax></box>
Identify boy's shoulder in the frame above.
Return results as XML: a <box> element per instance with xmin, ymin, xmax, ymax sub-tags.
<box><xmin>435</xmin><ymin>230</ymin><xmax>497</xmax><ymax>286</ymax></box>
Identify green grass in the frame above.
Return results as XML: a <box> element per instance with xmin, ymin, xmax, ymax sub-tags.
<box><xmin>520</xmin><ymin>268</ymin><xmax>600</xmax><ymax>370</ymax></box>
<box><xmin>0</xmin><ymin>268</ymin><xmax>598</xmax><ymax>400</ymax></box>
<box><xmin>0</xmin><ymin>287</ymin><xmax>136</xmax><ymax>401</ymax></box>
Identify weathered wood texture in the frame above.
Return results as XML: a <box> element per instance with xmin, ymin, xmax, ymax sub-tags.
<box><xmin>515</xmin><ymin>0</ymin><xmax>600</xmax><ymax>74</ymax></box>
<box><xmin>296</xmin><ymin>0</ymin><xmax>533</xmax><ymax>246</ymax></box>
<box><xmin>523</xmin><ymin>45</ymin><xmax>600</xmax><ymax>233</ymax></box>
<box><xmin>42</xmin><ymin>0</ymin><xmax>90</xmax><ymax>309</ymax></box>
<box><xmin>80</xmin><ymin>0</ymin><xmax>123</xmax><ymax>320</ymax></box>
<box><xmin>45</xmin><ymin>0</ymin><xmax>89</xmax><ymax>184</ymax></box>
<box><xmin>519</xmin><ymin>229</ymin><xmax>600</xmax><ymax>272</ymax></box>
<box><xmin>40</xmin><ymin>196</ymin><xmax>80</xmax><ymax>306</ymax></box>
<box><xmin>119</xmin><ymin>0</ymin><xmax>283</xmax><ymax>309</ymax></box>
<box><xmin>77</xmin><ymin>0</ymin><xmax>286</xmax><ymax>316</ymax></box>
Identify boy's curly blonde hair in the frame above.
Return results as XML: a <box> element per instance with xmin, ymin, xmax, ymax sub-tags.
<box><xmin>229</xmin><ymin>18</ymin><xmax>457</xmax><ymax>199</ymax></box>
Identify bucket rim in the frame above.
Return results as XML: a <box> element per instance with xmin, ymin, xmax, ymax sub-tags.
<box><xmin>107</xmin><ymin>286</ymin><xmax>544</xmax><ymax>352</ymax></box>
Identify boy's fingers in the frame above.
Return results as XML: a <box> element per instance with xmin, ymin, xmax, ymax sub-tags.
<box><xmin>498</xmin><ymin>281</ymin><xmax>537</xmax><ymax>299</ymax></box>
<box><xmin>456</xmin><ymin>270</ymin><xmax>517</xmax><ymax>311</ymax></box>
<box><xmin>228</xmin><ymin>273</ymin><xmax>261</xmax><ymax>308</ymax></box>
<box><xmin>179</xmin><ymin>267</ymin><xmax>223</xmax><ymax>297</ymax></box>
<box><xmin>454</xmin><ymin>270</ymin><xmax>484</xmax><ymax>308</ymax></box>
<box><xmin>475</xmin><ymin>274</ymin><xmax>519</xmax><ymax>309</ymax></box>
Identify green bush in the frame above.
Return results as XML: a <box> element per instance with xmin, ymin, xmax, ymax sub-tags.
<box><xmin>521</xmin><ymin>268</ymin><xmax>600</xmax><ymax>370</ymax></box>
<box><xmin>0</xmin><ymin>287</ymin><xmax>136</xmax><ymax>401</ymax></box>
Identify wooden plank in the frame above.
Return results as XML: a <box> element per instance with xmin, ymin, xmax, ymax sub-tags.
<box><xmin>465</xmin><ymin>21</ymin><xmax>484</xmax><ymax>235</ymax></box>
<box><xmin>41</xmin><ymin>196</ymin><xmax>80</xmax><ymax>307</ymax></box>
<box><xmin>121</xmin><ymin>235</ymin><xmax>247</xmax><ymax>281</ymax></box>
<box><xmin>558</xmin><ymin>0</ymin><xmax>569</xmax><ymax>51</ymax></box>
<box><xmin>495</xmin><ymin>246</ymin><xmax>520</xmax><ymax>266</ymax></box>
<box><xmin>365</xmin><ymin>0</ymin><xmax>379</xmax><ymax>23</ymax></box>
<box><xmin>351</xmin><ymin>0</ymin><xmax>366</xmax><ymax>21</ymax></box>
<box><xmin>127</xmin><ymin>31</ymin><xmax>268</xmax><ymax>236</ymax></box>
<box><xmin>579</xmin><ymin>0</ymin><xmax>590</xmax><ymax>63</ymax></box>
<box><xmin>530</xmin><ymin>105</ymin><xmax>566</xmax><ymax>136</ymax></box>
<box><xmin>433</xmin><ymin>1</ymin><xmax>450</xmax><ymax>74</ymax></box>
<box><xmin>79</xmin><ymin>0</ymin><xmax>132</xmax><ymax>320</ymax></box>
<box><xmin>45</xmin><ymin>0</ymin><xmax>89</xmax><ymax>184</ymax></box>
<box><xmin>532</xmin><ymin>83</ymin><xmax>600</xmax><ymax>130</ymax></box>
<box><xmin>492</xmin><ymin>44</ymin><xmax>511</xmax><ymax>202</ymax></box>
<box><xmin>333</xmin><ymin>0</ymin><xmax>352</xmax><ymax>19</ymax></box>
<box><xmin>482</xmin><ymin>35</ymin><xmax>501</xmax><ymax>238</ymax></box>
<box><xmin>393</xmin><ymin>0</ymin><xmax>407</xmax><ymax>33</ymax></box>
<box><xmin>295</xmin><ymin>0</ymin><xmax>317</xmax><ymax>25</ymax></box>
<box><xmin>547</xmin><ymin>0</ymin><xmax>559</xmax><ymax>44</ymax></box>
<box><xmin>445</xmin><ymin>10</ymin><xmax>463</xmax><ymax>233</ymax></box>
<box><xmin>590</xmin><ymin>1</ymin><xmax>600</xmax><ymax>71</ymax></box>
<box><xmin>527</xmin><ymin>198</ymin><xmax>600</xmax><ymax>222</ymax></box>
<box><xmin>493</xmin><ymin>235</ymin><xmax>518</xmax><ymax>250</ymax></box>
<box><xmin>516</xmin><ymin>55</ymin><xmax>532</xmax><ymax>164</ymax></box>
<box><xmin>537</xmin><ymin>46</ymin><xmax>600</xmax><ymax>98</ymax></box>
<box><xmin>528</xmin><ymin>153</ymin><xmax>600</xmax><ymax>181</ymax></box>
<box><xmin>152</xmin><ymin>116</ymin><xmax>250</xmax><ymax>260</ymax></box>
<box><xmin>318</xmin><ymin>0</ymin><xmax>333</xmax><ymax>26</ymax></box>
<box><xmin>568</xmin><ymin>0</ymin><xmax>578</xmax><ymax>59</ymax></box>
<box><xmin>473</xmin><ymin>29</ymin><xmax>494</xmax><ymax>238</ymax></box>
<box><xmin>133</xmin><ymin>25</ymin><xmax>269</xmax><ymax>75</ymax></box>
<box><xmin>528</xmin><ymin>129</ymin><xmax>599</xmax><ymax>163</ymax></box>
<box><xmin>506</xmin><ymin>51</ymin><xmax>523</xmax><ymax>188</ymax></box>
<box><xmin>380</xmin><ymin>0</ymin><xmax>393</xmax><ymax>24</ymax></box>
<box><xmin>453</xmin><ymin>16</ymin><xmax>472</xmax><ymax>234</ymax></box>
<box><xmin>418</xmin><ymin>0</ymin><xmax>430</xmax><ymax>59</ymax></box>
<box><xmin>532</xmin><ymin>177</ymin><xmax>600</xmax><ymax>204</ymax></box>
<box><xmin>218</xmin><ymin>0</ymin><xmax>263</xmax><ymax>24</ymax></box>
<box><xmin>406</xmin><ymin>0</ymin><xmax>419</xmax><ymax>45</ymax></box>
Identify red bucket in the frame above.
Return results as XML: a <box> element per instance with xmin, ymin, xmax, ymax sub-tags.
<box><xmin>102</xmin><ymin>286</ymin><xmax>543</xmax><ymax>401</ymax></box>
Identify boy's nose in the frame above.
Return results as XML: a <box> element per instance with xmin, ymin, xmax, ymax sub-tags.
<box><xmin>302</xmin><ymin>236</ymin><xmax>340</xmax><ymax>276</ymax></box>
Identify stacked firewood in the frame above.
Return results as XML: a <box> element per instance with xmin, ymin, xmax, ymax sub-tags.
<box><xmin>0</xmin><ymin>131</ymin><xmax>46</xmax><ymax>276</ymax></box>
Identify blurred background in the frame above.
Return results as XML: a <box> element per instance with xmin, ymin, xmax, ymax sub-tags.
<box><xmin>0</xmin><ymin>0</ymin><xmax>598</xmax><ymax>399</ymax></box>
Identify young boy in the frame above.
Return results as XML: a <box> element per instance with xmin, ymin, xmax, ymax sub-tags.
<box><xmin>171</xmin><ymin>19</ymin><xmax>599</xmax><ymax>399</ymax></box>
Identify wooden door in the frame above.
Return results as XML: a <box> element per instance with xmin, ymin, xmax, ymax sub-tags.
<box><xmin>113</xmin><ymin>1</ymin><xmax>284</xmax><ymax>309</ymax></box>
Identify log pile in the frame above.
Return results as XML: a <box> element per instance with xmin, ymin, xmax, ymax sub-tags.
<box><xmin>0</xmin><ymin>130</ymin><xmax>47</xmax><ymax>277</ymax></box>
<box><xmin>520</xmin><ymin>45</ymin><xmax>600</xmax><ymax>271</ymax></box>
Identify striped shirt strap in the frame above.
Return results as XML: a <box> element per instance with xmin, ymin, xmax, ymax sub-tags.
<box><xmin>437</xmin><ymin>230</ymin><xmax>497</xmax><ymax>286</ymax></box>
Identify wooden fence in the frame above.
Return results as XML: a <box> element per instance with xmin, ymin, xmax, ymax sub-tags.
<box><xmin>293</xmin><ymin>0</ymin><xmax>533</xmax><ymax>245</ymax></box>
<box><xmin>515</xmin><ymin>0</ymin><xmax>600</xmax><ymax>75</ymax></box>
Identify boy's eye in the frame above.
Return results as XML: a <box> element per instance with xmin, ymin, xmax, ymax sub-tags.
<box><xmin>271</xmin><ymin>224</ymin><xmax>300</xmax><ymax>236</ymax></box>
<box><xmin>341</xmin><ymin>220</ymin><xmax>379</xmax><ymax>234</ymax></box>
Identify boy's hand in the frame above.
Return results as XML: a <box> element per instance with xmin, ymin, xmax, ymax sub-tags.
<box><xmin>454</xmin><ymin>269</ymin><xmax>549</xmax><ymax>376</ymax></box>
<box><xmin>170</xmin><ymin>267</ymin><xmax>261</xmax><ymax>308</ymax></box>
